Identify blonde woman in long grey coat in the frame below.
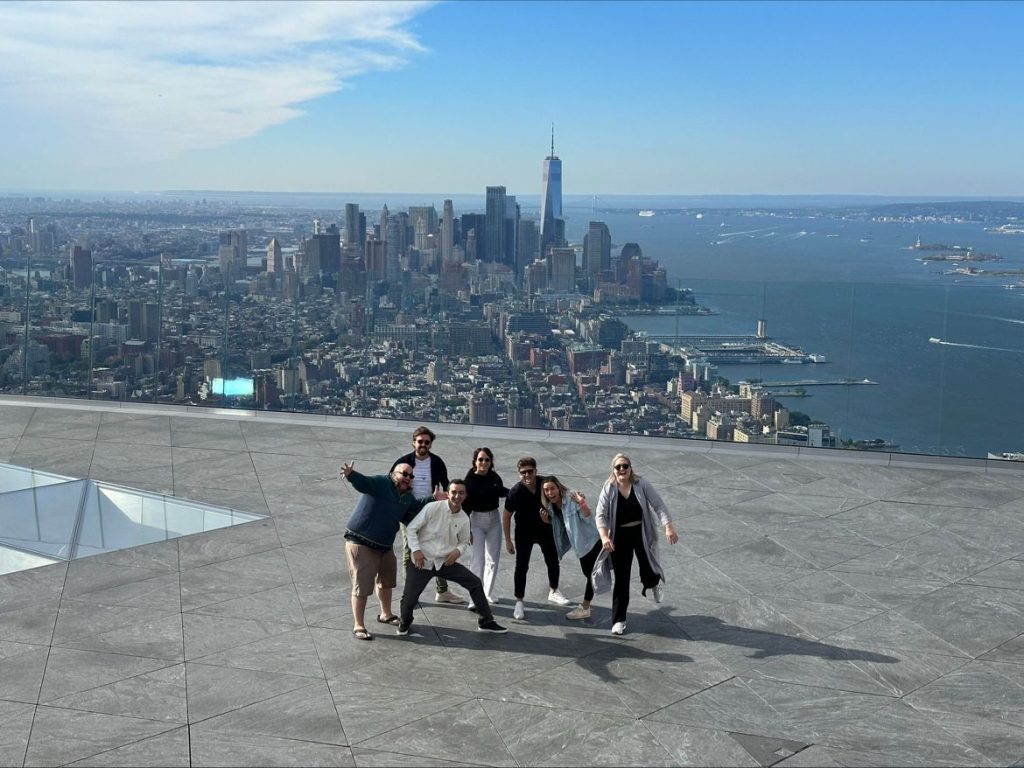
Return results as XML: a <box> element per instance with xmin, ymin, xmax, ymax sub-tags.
<box><xmin>592</xmin><ymin>453</ymin><xmax>678</xmax><ymax>635</ymax></box>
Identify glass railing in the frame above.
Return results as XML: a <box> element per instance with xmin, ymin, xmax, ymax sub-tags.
<box><xmin>3</xmin><ymin>261</ymin><xmax>1023</xmax><ymax>461</ymax></box>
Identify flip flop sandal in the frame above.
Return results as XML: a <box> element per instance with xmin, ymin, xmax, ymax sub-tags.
<box><xmin>376</xmin><ymin>614</ymin><xmax>400</xmax><ymax>625</ymax></box>
<box><xmin>352</xmin><ymin>628</ymin><xmax>374</xmax><ymax>641</ymax></box>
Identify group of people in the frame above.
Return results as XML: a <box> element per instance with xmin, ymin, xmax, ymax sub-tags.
<box><xmin>339</xmin><ymin>426</ymin><xmax>678</xmax><ymax>640</ymax></box>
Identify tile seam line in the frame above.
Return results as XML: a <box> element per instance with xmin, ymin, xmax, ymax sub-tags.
<box><xmin>341</xmin><ymin>695</ymin><xmax>478</xmax><ymax>750</ymax></box>
<box><xmin>58</xmin><ymin>725</ymin><xmax>189</xmax><ymax>768</ymax></box>
<box><xmin>183</xmin><ymin>676</ymin><xmax>320</xmax><ymax>730</ymax></box>
<box><xmin>473</xmin><ymin>696</ymin><xmax>522</xmax><ymax>768</ymax></box>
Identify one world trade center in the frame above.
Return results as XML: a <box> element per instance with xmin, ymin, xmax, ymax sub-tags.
<box><xmin>539</xmin><ymin>126</ymin><xmax>564</xmax><ymax>257</ymax></box>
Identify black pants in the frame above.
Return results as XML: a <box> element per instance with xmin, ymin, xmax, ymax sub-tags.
<box><xmin>579</xmin><ymin>541</ymin><xmax>602</xmax><ymax>603</ymax></box>
<box><xmin>513</xmin><ymin>524</ymin><xmax>560</xmax><ymax>600</ymax></box>
<box><xmin>611</xmin><ymin>524</ymin><xmax>660</xmax><ymax>623</ymax></box>
<box><xmin>399</xmin><ymin>560</ymin><xmax>493</xmax><ymax>626</ymax></box>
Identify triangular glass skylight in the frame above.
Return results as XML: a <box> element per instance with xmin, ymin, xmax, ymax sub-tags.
<box><xmin>0</xmin><ymin>462</ymin><xmax>265</xmax><ymax>576</ymax></box>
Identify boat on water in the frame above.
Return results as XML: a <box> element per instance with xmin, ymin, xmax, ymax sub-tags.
<box><xmin>780</xmin><ymin>358</ymin><xmax>805</xmax><ymax>364</ymax></box>
<box><xmin>988</xmin><ymin>452</ymin><xmax>1024</xmax><ymax>462</ymax></box>
<box><xmin>929</xmin><ymin>337</ymin><xmax>942</xmax><ymax>344</ymax></box>
<box><xmin>695</xmin><ymin>213</ymin><xmax>704</xmax><ymax>219</ymax></box>
<box><xmin>638</xmin><ymin>210</ymin><xmax>655</xmax><ymax>217</ymax></box>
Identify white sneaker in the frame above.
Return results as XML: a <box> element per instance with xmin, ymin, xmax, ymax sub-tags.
<box><xmin>513</xmin><ymin>601</ymin><xmax>526</xmax><ymax>620</ymax></box>
<box><xmin>652</xmin><ymin>585</ymin><xmax>663</xmax><ymax>604</ymax></box>
<box><xmin>487</xmin><ymin>595</ymin><xmax>499</xmax><ymax>605</ymax></box>
<box><xmin>435</xmin><ymin>590</ymin><xmax>465</xmax><ymax>604</ymax></box>
<box><xmin>548</xmin><ymin>589</ymin><xmax>571</xmax><ymax>606</ymax></box>
<box><xmin>566</xmin><ymin>605</ymin><xmax>591</xmax><ymax>620</ymax></box>
<box><xmin>611</xmin><ymin>621</ymin><xmax>627</xmax><ymax>635</ymax></box>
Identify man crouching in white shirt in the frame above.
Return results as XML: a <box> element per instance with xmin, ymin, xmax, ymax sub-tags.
<box><xmin>398</xmin><ymin>480</ymin><xmax>508</xmax><ymax>635</ymax></box>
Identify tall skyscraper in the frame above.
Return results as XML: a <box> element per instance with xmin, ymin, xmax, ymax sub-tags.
<box><xmin>516</xmin><ymin>219</ymin><xmax>539</xmax><ymax>278</ymax></box>
<box><xmin>305</xmin><ymin>224</ymin><xmax>341</xmax><ymax>275</ymax></box>
<box><xmin>484</xmin><ymin>186</ymin><xmax>507</xmax><ymax>263</ymax></box>
<box><xmin>504</xmin><ymin>196</ymin><xmax>520</xmax><ymax>269</ymax></box>
<box><xmin>218</xmin><ymin>230</ymin><xmax>247</xmax><ymax>276</ymax></box>
<box><xmin>583</xmin><ymin>221</ymin><xmax>611</xmax><ymax>283</ymax></box>
<box><xmin>460</xmin><ymin>213</ymin><xmax>487</xmax><ymax>261</ymax></box>
<box><xmin>549</xmin><ymin>247</ymin><xmax>576</xmax><ymax>293</ymax></box>
<box><xmin>344</xmin><ymin>204</ymin><xmax>365</xmax><ymax>257</ymax></box>
<box><xmin>441</xmin><ymin>199</ymin><xmax>454</xmax><ymax>262</ymax></box>
<box><xmin>266</xmin><ymin>237</ymin><xmax>282</xmax><ymax>274</ymax></box>
<box><xmin>69</xmin><ymin>245</ymin><xmax>92</xmax><ymax>289</ymax></box>
<box><xmin>539</xmin><ymin>125</ymin><xmax>563</xmax><ymax>257</ymax></box>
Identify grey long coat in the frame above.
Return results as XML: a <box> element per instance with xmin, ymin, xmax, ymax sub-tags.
<box><xmin>591</xmin><ymin>477</ymin><xmax>673</xmax><ymax>595</ymax></box>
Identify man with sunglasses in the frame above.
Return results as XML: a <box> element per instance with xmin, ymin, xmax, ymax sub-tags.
<box><xmin>340</xmin><ymin>460</ymin><xmax>443</xmax><ymax>641</ymax></box>
<box><xmin>502</xmin><ymin>456</ymin><xmax>571</xmax><ymax>621</ymax></box>
<box><xmin>391</xmin><ymin>426</ymin><xmax>462</xmax><ymax>604</ymax></box>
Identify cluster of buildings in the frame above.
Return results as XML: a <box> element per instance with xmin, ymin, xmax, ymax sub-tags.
<box><xmin>0</xmin><ymin>144</ymin><xmax>837</xmax><ymax>444</ymax></box>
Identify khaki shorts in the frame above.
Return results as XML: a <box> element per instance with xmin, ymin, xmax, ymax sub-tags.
<box><xmin>345</xmin><ymin>541</ymin><xmax>398</xmax><ymax>597</ymax></box>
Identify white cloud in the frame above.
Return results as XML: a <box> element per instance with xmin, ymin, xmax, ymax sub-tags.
<box><xmin>0</xmin><ymin>0</ymin><xmax>432</xmax><ymax>163</ymax></box>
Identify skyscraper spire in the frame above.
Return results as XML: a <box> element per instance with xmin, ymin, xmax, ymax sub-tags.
<box><xmin>550</xmin><ymin>122</ymin><xmax>555</xmax><ymax>157</ymax></box>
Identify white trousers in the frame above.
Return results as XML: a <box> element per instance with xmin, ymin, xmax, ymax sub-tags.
<box><xmin>470</xmin><ymin>509</ymin><xmax>502</xmax><ymax>601</ymax></box>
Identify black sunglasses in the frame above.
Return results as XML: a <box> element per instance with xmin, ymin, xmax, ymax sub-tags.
<box><xmin>614</xmin><ymin>464</ymin><xmax>631</xmax><ymax>471</ymax></box>
<box><xmin>397</xmin><ymin>471</ymin><xmax>415</xmax><ymax>479</ymax></box>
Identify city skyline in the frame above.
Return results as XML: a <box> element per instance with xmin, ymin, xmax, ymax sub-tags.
<box><xmin>1</xmin><ymin>1</ymin><xmax>1022</xmax><ymax>196</ymax></box>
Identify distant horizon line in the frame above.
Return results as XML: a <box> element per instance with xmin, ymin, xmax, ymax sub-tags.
<box><xmin>3</xmin><ymin>188</ymin><xmax>1024</xmax><ymax>204</ymax></box>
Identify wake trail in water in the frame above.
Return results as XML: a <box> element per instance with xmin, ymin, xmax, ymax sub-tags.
<box><xmin>934</xmin><ymin>340</ymin><xmax>1024</xmax><ymax>353</ymax></box>
<box><xmin>956</xmin><ymin>313</ymin><xmax>1024</xmax><ymax>326</ymax></box>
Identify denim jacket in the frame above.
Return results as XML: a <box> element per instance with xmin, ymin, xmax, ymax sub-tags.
<box><xmin>547</xmin><ymin>494</ymin><xmax>600</xmax><ymax>560</ymax></box>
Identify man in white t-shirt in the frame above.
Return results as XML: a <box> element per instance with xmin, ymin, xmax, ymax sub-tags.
<box><xmin>391</xmin><ymin>426</ymin><xmax>463</xmax><ymax>603</ymax></box>
<box><xmin>397</xmin><ymin>480</ymin><xmax>507</xmax><ymax>635</ymax></box>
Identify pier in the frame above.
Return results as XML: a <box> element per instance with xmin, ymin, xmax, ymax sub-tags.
<box><xmin>762</xmin><ymin>379</ymin><xmax>879</xmax><ymax>387</ymax></box>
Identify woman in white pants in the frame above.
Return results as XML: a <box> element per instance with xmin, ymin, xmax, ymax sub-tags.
<box><xmin>462</xmin><ymin>447</ymin><xmax>509</xmax><ymax>608</ymax></box>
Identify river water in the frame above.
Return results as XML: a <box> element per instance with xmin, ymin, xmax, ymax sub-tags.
<box><xmin>558</xmin><ymin>203</ymin><xmax>1024</xmax><ymax>457</ymax></box>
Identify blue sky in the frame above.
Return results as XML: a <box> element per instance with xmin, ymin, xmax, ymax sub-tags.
<box><xmin>0</xmin><ymin>0</ymin><xmax>1021</xmax><ymax>196</ymax></box>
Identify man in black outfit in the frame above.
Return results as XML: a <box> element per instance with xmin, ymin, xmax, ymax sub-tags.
<box><xmin>391</xmin><ymin>425</ymin><xmax>462</xmax><ymax>603</ymax></box>
<box><xmin>502</xmin><ymin>456</ymin><xmax>571</xmax><ymax>620</ymax></box>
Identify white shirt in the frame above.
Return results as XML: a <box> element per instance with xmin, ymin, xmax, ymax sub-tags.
<box><xmin>412</xmin><ymin>456</ymin><xmax>433</xmax><ymax>498</ymax></box>
<box><xmin>405</xmin><ymin>500</ymin><xmax>471</xmax><ymax>571</ymax></box>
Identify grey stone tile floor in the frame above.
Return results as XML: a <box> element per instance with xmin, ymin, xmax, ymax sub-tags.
<box><xmin>2</xmin><ymin>398</ymin><xmax>1024</xmax><ymax>766</ymax></box>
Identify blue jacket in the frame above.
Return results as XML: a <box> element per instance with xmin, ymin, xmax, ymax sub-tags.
<box><xmin>344</xmin><ymin>470</ymin><xmax>434</xmax><ymax>550</ymax></box>
<box><xmin>546</xmin><ymin>495</ymin><xmax>600</xmax><ymax>560</ymax></box>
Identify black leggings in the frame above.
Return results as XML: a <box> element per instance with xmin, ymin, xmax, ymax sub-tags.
<box><xmin>579</xmin><ymin>541</ymin><xmax>602</xmax><ymax>603</ymax></box>
<box><xmin>514</xmin><ymin>524</ymin><xmax>560</xmax><ymax>599</ymax></box>
<box><xmin>611</xmin><ymin>524</ymin><xmax>660</xmax><ymax>623</ymax></box>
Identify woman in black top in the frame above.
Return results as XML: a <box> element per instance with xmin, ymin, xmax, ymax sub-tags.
<box><xmin>462</xmin><ymin>447</ymin><xmax>509</xmax><ymax>607</ymax></box>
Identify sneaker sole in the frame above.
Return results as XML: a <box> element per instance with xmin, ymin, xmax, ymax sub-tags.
<box><xmin>477</xmin><ymin>628</ymin><xmax>509</xmax><ymax>633</ymax></box>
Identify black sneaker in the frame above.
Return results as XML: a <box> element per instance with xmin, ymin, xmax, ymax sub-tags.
<box><xmin>396</xmin><ymin>620</ymin><xmax>411</xmax><ymax>636</ymax></box>
<box><xmin>477</xmin><ymin>620</ymin><xmax>508</xmax><ymax>633</ymax></box>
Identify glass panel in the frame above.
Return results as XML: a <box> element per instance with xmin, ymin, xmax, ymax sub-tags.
<box><xmin>74</xmin><ymin>482</ymin><xmax>263</xmax><ymax>558</ymax></box>
<box><xmin>0</xmin><ymin>480</ymin><xmax>87</xmax><ymax>559</ymax></box>
<box><xmin>0</xmin><ymin>544</ymin><xmax>61</xmax><ymax>576</ymax></box>
<box><xmin>0</xmin><ymin>464</ymin><xmax>74</xmax><ymax>493</ymax></box>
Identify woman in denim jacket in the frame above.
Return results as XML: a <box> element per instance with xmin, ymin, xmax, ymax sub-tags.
<box><xmin>540</xmin><ymin>476</ymin><xmax>602</xmax><ymax>620</ymax></box>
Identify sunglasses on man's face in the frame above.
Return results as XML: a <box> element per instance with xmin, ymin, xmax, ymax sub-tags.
<box><xmin>414</xmin><ymin>439</ymin><xmax>432</xmax><ymax>446</ymax></box>
<box><xmin>397</xmin><ymin>471</ymin><xmax>415</xmax><ymax>479</ymax></box>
